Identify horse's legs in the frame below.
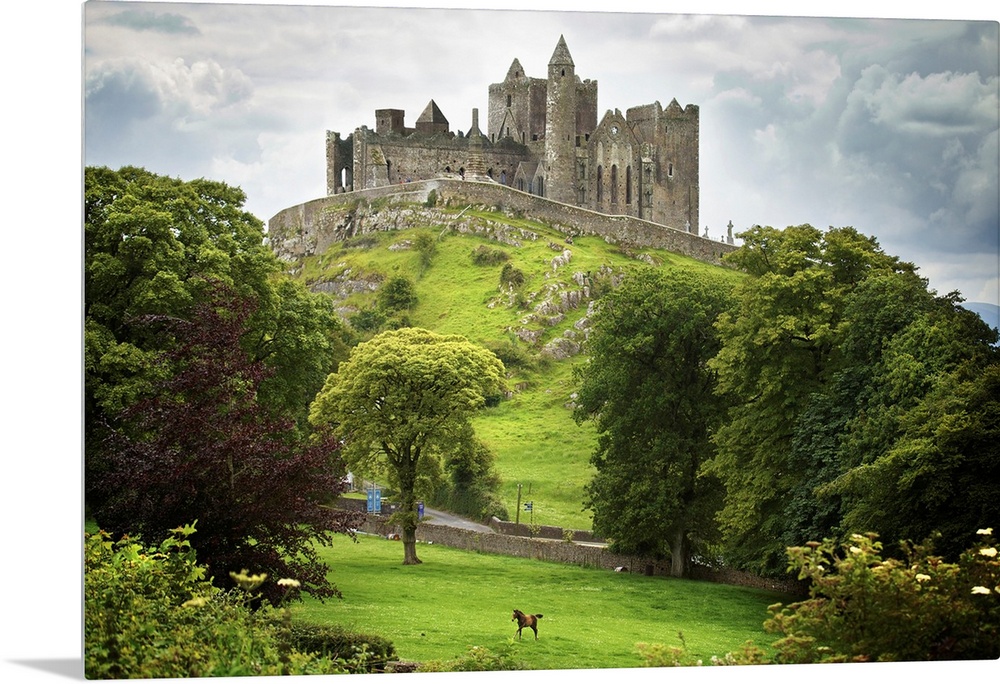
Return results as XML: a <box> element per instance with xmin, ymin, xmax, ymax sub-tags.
<box><xmin>531</xmin><ymin>624</ymin><xmax>538</xmax><ymax>640</ymax></box>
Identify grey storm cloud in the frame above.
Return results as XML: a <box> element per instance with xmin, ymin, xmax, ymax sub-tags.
<box><xmin>828</xmin><ymin>64</ymin><xmax>999</xmax><ymax>252</ymax></box>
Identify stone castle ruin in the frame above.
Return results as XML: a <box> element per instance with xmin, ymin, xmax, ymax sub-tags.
<box><xmin>325</xmin><ymin>35</ymin><xmax>700</xmax><ymax>234</ymax></box>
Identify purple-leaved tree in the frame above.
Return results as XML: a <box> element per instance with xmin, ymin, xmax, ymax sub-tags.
<box><xmin>88</xmin><ymin>285</ymin><xmax>364</xmax><ymax>603</ymax></box>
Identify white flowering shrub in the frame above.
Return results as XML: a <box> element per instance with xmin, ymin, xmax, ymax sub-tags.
<box><xmin>765</xmin><ymin>529</ymin><xmax>1000</xmax><ymax>662</ymax></box>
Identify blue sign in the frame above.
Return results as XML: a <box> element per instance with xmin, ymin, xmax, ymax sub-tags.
<box><xmin>367</xmin><ymin>487</ymin><xmax>382</xmax><ymax>513</ymax></box>
<box><xmin>524</xmin><ymin>502</ymin><xmax>533</xmax><ymax>512</ymax></box>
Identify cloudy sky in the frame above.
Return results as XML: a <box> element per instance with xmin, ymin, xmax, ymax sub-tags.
<box><xmin>80</xmin><ymin>1</ymin><xmax>999</xmax><ymax>311</ymax></box>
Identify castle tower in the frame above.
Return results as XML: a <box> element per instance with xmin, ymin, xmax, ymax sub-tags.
<box><xmin>544</xmin><ymin>35</ymin><xmax>577</xmax><ymax>204</ymax></box>
<box><xmin>326</xmin><ymin>130</ymin><xmax>353</xmax><ymax>194</ymax></box>
<box><xmin>660</xmin><ymin>99</ymin><xmax>700</xmax><ymax>233</ymax></box>
<box><xmin>489</xmin><ymin>57</ymin><xmax>547</xmax><ymax>144</ymax></box>
<box><xmin>464</xmin><ymin>108</ymin><xmax>491</xmax><ymax>182</ymax></box>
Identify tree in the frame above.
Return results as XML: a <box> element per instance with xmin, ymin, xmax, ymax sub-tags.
<box><xmin>778</xmin><ymin>269</ymin><xmax>938</xmax><ymax>550</ymax></box>
<box><xmin>705</xmin><ymin>225</ymin><xmax>914</xmax><ymax>573</ymax></box>
<box><xmin>431</xmin><ymin>423</ymin><xmax>508</xmax><ymax>521</ymax></box>
<box><xmin>88</xmin><ymin>287</ymin><xmax>364</xmax><ymax>603</ymax></box>
<box><xmin>376</xmin><ymin>275</ymin><xmax>419</xmax><ymax>313</ymax></box>
<box><xmin>413</xmin><ymin>231</ymin><xmax>437</xmax><ymax>274</ymax></box>
<box><xmin>573</xmin><ymin>268</ymin><xmax>735</xmax><ymax>577</ymax></box>
<box><xmin>84</xmin><ymin>166</ymin><xmax>349</xmax><ymax>445</ymax></box>
<box><xmin>825</xmin><ymin>295</ymin><xmax>1000</xmax><ymax>558</ymax></box>
<box><xmin>706</xmin><ymin>223</ymin><xmax>999</xmax><ymax>573</ymax></box>
<box><xmin>249</xmin><ymin>278</ymin><xmax>354</xmax><ymax>429</ymax></box>
<box><xmin>309</xmin><ymin>328</ymin><xmax>506</xmax><ymax>564</ymax></box>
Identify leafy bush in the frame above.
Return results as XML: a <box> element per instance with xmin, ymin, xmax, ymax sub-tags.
<box><xmin>485</xmin><ymin>338</ymin><xmax>535</xmax><ymax>370</ymax></box>
<box><xmin>765</xmin><ymin>530</ymin><xmax>1000</xmax><ymax>662</ymax></box>
<box><xmin>499</xmin><ymin>262</ymin><xmax>525</xmax><ymax>289</ymax></box>
<box><xmin>283</xmin><ymin>623</ymin><xmax>398</xmax><ymax>673</ymax></box>
<box><xmin>429</xmin><ymin>427</ymin><xmax>509</xmax><ymax>521</ymax></box>
<box><xmin>350</xmin><ymin>307</ymin><xmax>387</xmax><ymax>333</ymax></box>
<box><xmin>377</xmin><ymin>275</ymin><xmax>419</xmax><ymax>312</ymax></box>
<box><xmin>636</xmin><ymin>633</ymin><xmax>768</xmax><ymax>667</ymax></box>
<box><xmin>85</xmin><ymin>525</ymin><xmax>363</xmax><ymax>679</ymax></box>
<box><xmin>419</xmin><ymin>641</ymin><xmax>527</xmax><ymax>672</ymax></box>
<box><xmin>414</xmin><ymin>232</ymin><xmax>437</xmax><ymax>272</ymax></box>
<box><xmin>471</xmin><ymin>244</ymin><xmax>511</xmax><ymax>266</ymax></box>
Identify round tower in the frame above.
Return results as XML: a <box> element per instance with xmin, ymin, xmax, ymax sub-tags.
<box><xmin>544</xmin><ymin>35</ymin><xmax>577</xmax><ymax>205</ymax></box>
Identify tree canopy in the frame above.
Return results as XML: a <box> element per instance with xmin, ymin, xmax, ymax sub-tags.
<box><xmin>574</xmin><ymin>268</ymin><xmax>735</xmax><ymax>576</ymax></box>
<box><xmin>88</xmin><ymin>288</ymin><xmax>363</xmax><ymax>602</ymax></box>
<box><xmin>309</xmin><ymin>327</ymin><xmax>506</xmax><ymax>564</ymax></box>
<box><xmin>84</xmin><ymin>165</ymin><xmax>350</xmax><ymax>442</ymax></box>
<box><xmin>705</xmin><ymin>224</ymin><xmax>999</xmax><ymax>573</ymax></box>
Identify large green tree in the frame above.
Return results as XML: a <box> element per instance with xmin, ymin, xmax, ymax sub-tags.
<box><xmin>825</xmin><ymin>294</ymin><xmax>1000</xmax><ymax>558</ymax></box>
<box><xmin>574</xmin><ymin>268</ymin><xmax>736</xmax><ymax>577</ymax></box>
<box><xmin>705</xmin><ymin>225</ymin><xmax>914</xmax><ymax>572</ymax></box>
<box><xmin>706</xmin><ymin>223</ymin><xmax>998</xmax><ymax>572</ymax></box>
<box><xmin>308</xmin><ymin>327</ymin><xmax>506</xmax><ymax>564</ymax></box>
<box><xmin>85</xmin><ymin>166</ymin><xmax>349</xmax><ymax>446</ymax></box>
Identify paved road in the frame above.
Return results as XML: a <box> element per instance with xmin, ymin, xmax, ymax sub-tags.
<box><xmin>420</xmin><ymin>507</ymin><xmax>495</xmax><ymax>534</ymax></box>
<box><xmin>420</xmin><ymin>507</ymin><xmax>607</xmax><ymax>548</ymax></box>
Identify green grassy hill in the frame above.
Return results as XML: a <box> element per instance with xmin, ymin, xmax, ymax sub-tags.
<box><xmin>288</xmin><ymin>200</ymin><xmax>742</xmax><ymax>530</ymax></box>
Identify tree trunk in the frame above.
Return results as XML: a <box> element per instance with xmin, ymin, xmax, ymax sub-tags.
<box><xmin>402</xmin><ymin>523</ymin><xmax>421</xmax><ymax>565</ymax></box>
<box><xmin>669</xmin><ymin>528</ymin><xmax>689</xmax><ymax>578</ymax></box>
<box><xmin>398</xmin><ymin>447</ymin><xmax>422</xmax><ymax>565</ymax></box>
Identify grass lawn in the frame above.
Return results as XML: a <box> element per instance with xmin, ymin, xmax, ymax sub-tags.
<box><xmin>293</xmin><ymin>534</ymin><xmax>788</xmax><ymax>671</ymax></box>
<box><xmin>474</xmin><ymin>359</ymin><xmax>597</xmax><ymax>531</ymax></box>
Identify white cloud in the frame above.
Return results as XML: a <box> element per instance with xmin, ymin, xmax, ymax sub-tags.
<box><xmin>86</xmin><ymin>56</ymin><xmax>253</xmax><ymax>126</ymax></box>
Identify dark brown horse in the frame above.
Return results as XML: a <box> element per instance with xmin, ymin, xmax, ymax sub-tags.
<box><xmin>512</xmin><ymin>609</ymin><xmax>543</xmax><ymax>640</ymax></box>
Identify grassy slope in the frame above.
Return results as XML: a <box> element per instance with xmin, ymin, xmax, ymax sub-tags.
<box><xmin>295</xmin><ymin>202</ymin><xmax>742</xmax><ymax>530</ymax></box>
<box><xmin>295</xmin><ymin>534</ymin><xmax>785</xmax><ymax>670</ymax></box>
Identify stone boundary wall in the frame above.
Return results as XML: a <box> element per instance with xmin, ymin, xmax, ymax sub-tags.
<box><xmin>487</xmin><ymin>516</ymin><xmax>602</xmax><ymax>544</ymax></box>
<box><xmin>267</xmin><ymin>179</ymin><xmax>736</xmax><ymax>266</ymax></box>
<box><xmin>352</xmin><ymin>509</ymin><xmax>805</xmax><ymax>596</ymax></box>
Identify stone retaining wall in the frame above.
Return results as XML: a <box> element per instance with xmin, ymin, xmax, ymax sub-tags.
<box><xmin>267</xmin><ymin>179</ymin><xmax>736</xmax><ymax>266</ymax></box>
<box><xmin>487</xmin><ymin>516</ymin><xmax>602</xmax><ymax>544</ymax></box>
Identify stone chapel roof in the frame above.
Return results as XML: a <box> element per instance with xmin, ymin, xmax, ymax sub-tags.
<box><xmin>416</xmin><ymin>99</ymin><xmax>448</xmax><ymax>126</ymax></box>
<box><xmin>548</xmin><ymin>34</ymin><xmax>574</xmax><ymax>67</ymax></box>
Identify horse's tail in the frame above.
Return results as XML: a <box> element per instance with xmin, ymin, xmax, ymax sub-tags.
<box><xmin>536</xmin><ymin>614</ymin><xmax>543</xmax><ymax>619</ymax></box>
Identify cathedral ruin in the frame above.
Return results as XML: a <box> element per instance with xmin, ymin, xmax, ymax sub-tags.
<box><xmin>325</xmin><ymin>35</ymin><xmax>700</xmax><ymax>234</ymax></box>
